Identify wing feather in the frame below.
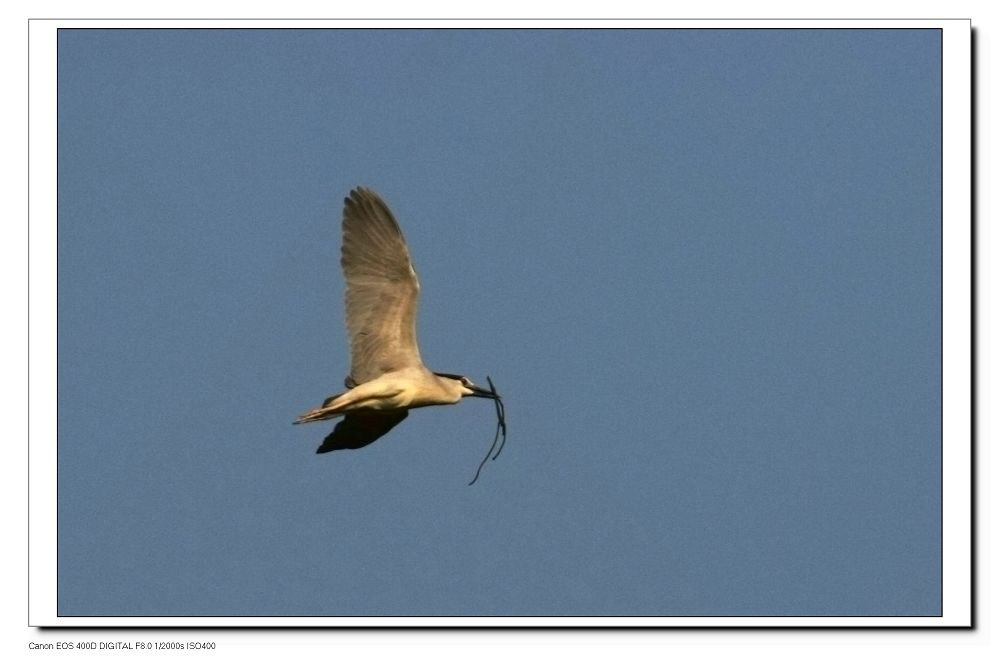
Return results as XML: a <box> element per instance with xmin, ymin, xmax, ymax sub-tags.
<box><xmin>341</xmin><ymin>187</ymin><xmax>423</xmax><ymax>385</ymax></box>
<box><xmin>316</xmin><ymin>410</ymin><xmax>409</xmax><ymax>453</ymax></box>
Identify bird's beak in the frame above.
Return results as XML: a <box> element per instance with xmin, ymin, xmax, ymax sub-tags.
<box><xmin>468</xmin><ymin>384</ymin><xmax>498</xmax><ymax>399</ymax></box>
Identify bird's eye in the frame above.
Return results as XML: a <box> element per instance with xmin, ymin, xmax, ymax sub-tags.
<box><xmin>461</xmin><ymin>377</ymin><xmax>473</xmax><ymax>387</ymax></box>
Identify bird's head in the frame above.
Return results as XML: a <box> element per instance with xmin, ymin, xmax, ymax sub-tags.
<box><xmin>434</xmin><ymin>372</ymin><xmax>498</xmax><ymax>400</ymax></box>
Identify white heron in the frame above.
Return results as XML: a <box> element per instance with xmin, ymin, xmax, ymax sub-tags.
<box><xmin>294</xmin><ymin>187</ymin><xmax>506</xmax><ymax>484</ymax></box>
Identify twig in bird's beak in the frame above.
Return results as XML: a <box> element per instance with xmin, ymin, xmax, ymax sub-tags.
<box><xmin>487</xmin><ymin>376</ymin><xmax>507</xmax><ymax>461</ymax></box>
<box><xmin>468</xmin><ymin>375</ymin><xmax>507</xmax><ymax>486</ymax></box>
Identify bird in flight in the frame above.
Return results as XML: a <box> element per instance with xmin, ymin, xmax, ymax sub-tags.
<box><xmin>294</xmin><ymin>187</ymin><xmax>506</xmax><ymax>484</ymax></box>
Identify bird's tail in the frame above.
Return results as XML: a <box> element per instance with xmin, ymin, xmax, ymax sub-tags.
<box><xmin>293</xmin><ymin>392</ymin><xmax>347</xmax><ymax>424</ymax></box>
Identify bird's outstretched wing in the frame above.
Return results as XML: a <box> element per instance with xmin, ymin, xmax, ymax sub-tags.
<box><xmin>341</xmin><ymin>187</ymin><xmax>423</xmax><ymax>386</ymax></box>
<box><xmin>316</xmin><ymin>410</ymin><xmax>409</xmax><ymax>453</ymax></box>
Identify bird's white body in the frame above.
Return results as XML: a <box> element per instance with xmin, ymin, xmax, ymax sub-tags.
<box><xmin>301</xmin><ymin>367</ymin><xmax>464</xmax><ymax>417</ymax></box>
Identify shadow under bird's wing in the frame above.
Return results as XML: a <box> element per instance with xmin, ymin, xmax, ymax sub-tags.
<box><xmin>341</xmin><ymin>188</ymin><xmax>424</xmax><ymax>388</ymax></box>
<box><xmin>316</xmin><ymin>410</ymin><xmax>409</xmax><ymax>454</ymax></box>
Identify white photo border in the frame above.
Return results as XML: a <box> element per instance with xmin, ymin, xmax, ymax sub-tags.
<box><xmin>28</xmin><ymin>17</ymin><xmax>972</xmax><ymax>628</ymax></box>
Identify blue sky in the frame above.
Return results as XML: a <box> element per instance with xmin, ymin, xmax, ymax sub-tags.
<box><xmin>57</xmin><ymin>28</ymin><xmax>941</xmax><ymax>616</ymax></box>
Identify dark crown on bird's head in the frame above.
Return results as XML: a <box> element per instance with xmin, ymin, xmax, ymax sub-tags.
<box><xmin>434</xmin><ymin>372</ymin><xmax>473</xmax><ymax>387</ymax></box>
